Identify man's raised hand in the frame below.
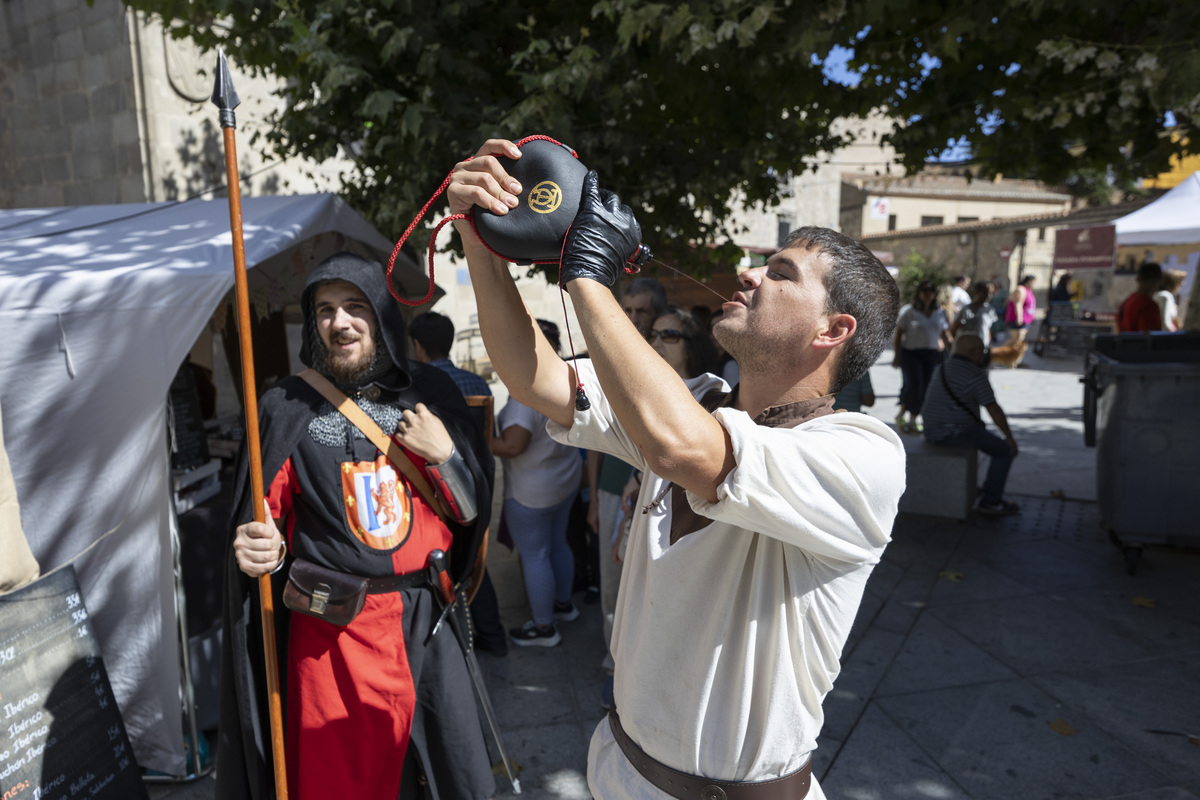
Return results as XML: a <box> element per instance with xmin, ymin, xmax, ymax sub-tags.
<box><xmin>447</xmin><ymin>139</ymin><xmax>523</xmax><ymax>217</ymax></box>
<box><xmin>560</xmin><ymin>171</ymin><xmax>642</xmax><ymax>288</ymax></box>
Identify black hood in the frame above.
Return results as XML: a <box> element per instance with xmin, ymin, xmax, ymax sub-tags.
<box><xmin>298</xmin><ymin>251</ymin><xmax>411</xmax><ymax>387</ymax></box>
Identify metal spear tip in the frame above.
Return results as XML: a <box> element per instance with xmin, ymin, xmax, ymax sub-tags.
<box><xmin>212</xmin><ymin>46</ymin><xmax>241</xmax><ymax>128</ymax></box>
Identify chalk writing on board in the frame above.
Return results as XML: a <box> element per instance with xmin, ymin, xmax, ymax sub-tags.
<box><xmin>0</xmin><ymin>567</ymin><xmax>147</xmax><ymax>800</ymax></box>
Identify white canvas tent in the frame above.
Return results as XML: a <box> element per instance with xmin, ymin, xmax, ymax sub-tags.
<box><xmin>1114</xmin><ymin>171</ymin><xmax>1200</xmax><ymax>244</ymax></box>
<box><xmin>0</xmin><ymin>193</ymin><xmax>430</xmax><ymax>774</ymax></box>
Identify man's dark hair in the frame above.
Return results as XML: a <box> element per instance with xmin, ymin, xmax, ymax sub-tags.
<box><xmin>623</xmin><ymin>277</ymin><xmax>668</xmax><ymax>316</ymax></box>
<box><xmin>783</xmin><ymin>226</ymin><xmax>900</xmax><ymax>393</ymax></box>
<box><xmin>409</xmin><ymin>311</ymin><xmax>454</xmax><ymax>359</ymax></box>
<box><xmin>971</xmin><ymin>281</ymin><xmax>991</xmax><ymax>298</ymax></box>
<box><xmin>1136</xmin><ymin>261</ymin><xmax>1163</xmax><ymax>284</ymax></box>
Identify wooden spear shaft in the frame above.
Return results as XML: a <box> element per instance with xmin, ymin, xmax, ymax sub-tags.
<box><xmin>212</xmin><ymin>48</ymin><xmax>288</xmax><ymax>799</ymax></box>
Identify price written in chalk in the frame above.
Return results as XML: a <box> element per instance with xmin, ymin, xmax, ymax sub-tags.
<box><xmin>0</xmin><ymin>567</ymin><xmax>149</xmax><ymax>800</ymax></box>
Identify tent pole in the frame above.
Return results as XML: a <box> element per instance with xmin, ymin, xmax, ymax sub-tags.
<box><xmin>212</xmin><ymin>48</ymin><xmax>288</xmax><ymax>799</ymax></box>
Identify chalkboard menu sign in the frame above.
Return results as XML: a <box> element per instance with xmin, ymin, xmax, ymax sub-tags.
<box><xmin>1043</xmin><ymin>321</ymin><xmax>1113</xmax><ymax>359</ymax></box>
<box><xmin>0</xmin><ymin>567</ymin><xmax>148</xmax><ymax>800</ymax></box>
<box><xmin>168</xmin><ymin>363</ymin><xmax>210</xmax><ymax>472</ymax></box>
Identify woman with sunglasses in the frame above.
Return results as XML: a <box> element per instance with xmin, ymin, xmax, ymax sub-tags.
<box><xmin>645</xmin><ymin>306</ymin><xmax>720</xmax><ymax>382</ymax></box>
<box><xmin>616</xmin><ymin>307</ymin><xmax>720</xmax><ymax>540</ymax></box>
<box><xmin>891</xmin><ymin>280</ymin><xmax>951</xmax><ymax>434</ymax></box>
<box><xmin>615</xmin><ymin>308</ymin><xmax>719</xmax><ymax>553</ymax></box>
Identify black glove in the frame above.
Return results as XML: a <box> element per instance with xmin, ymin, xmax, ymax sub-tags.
<box><xmin>561</xmin><ymin>171</ymin><xmax>642</xmax><ymax>288</ymax></box>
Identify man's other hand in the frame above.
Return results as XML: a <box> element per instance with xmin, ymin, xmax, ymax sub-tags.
<box><xmin>234</xmin><ymin>499</ymin><xmax>285</xmax><ymax>578</ymax></box>
<box><xmin>394</xmin><ymin>403</ymin><xmax>455</xmax><ymax>465</ymax></box>
<box><xmin>561</xmin><ymin>171</ymin><xmax>642</xmax><ymax>288</ymax></box>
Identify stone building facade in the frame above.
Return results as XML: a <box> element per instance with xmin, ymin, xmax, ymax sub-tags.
<box><xmin>0</xmin><ymin>0</ymin><xmax>345</xmax><ymax>209</ymax></box>
<box><xmin>840</xmin><ymin>173</ymin><xmax>1072</xmax><ymax>239</ymax></box>
<box><xmin>724</xmin><ymin>112</ymin><xmax>901</xmax><ymax>252</ymax></box>
<box><xmin>860</xmin><ymin>200</ymin><xmax>1153</xmax><ymax>311</ymax></box>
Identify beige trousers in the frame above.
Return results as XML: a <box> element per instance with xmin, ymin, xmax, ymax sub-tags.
<box><xmin>0</xmin><ymin>400</ymin><xmax>40</xmax><ymax>595</ymax></box>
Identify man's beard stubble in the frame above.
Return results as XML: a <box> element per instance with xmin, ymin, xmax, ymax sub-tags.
<box><xmin>317</xmin><ymin>333</ymin><xmax>387</xmax><ymax>390</ymax></box>
<box><xmin>713</xmin><ymin>321</ymin><xmax>771</xmax><ymax>374</ymax></box>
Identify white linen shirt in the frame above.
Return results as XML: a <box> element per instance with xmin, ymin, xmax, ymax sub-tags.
<box><xmin>548</xmin><ymin>361</ymin><xmax>905</xmax><ymax>800</ymax></box>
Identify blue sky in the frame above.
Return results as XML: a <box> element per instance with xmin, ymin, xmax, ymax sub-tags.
<box><xmin>819</xmin><ymin>46</ymin><xmax>974</xmax><ymax>163</ymax></box>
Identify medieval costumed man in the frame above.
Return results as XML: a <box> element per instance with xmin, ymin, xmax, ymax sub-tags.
<box><xmin>216</xmin><ymin>252</ymin><xmax>496</xmax><ymax>800</ymax></box>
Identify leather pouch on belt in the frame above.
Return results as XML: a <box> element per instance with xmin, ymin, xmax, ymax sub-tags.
<box><xmin>282</xmin><ymin>558</ymin><xmax>369</xmax><ymax>626</ymax></box>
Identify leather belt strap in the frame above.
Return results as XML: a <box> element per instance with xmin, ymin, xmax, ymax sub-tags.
<box><xmin>608</xmin><ymin>708</ymin><xmax>811</xmax><ymax>800</ymax></box>
<box><xmin>366</xmin><ymin>571</ymin><xmax>428</xmax><ymax>595</ymax></box>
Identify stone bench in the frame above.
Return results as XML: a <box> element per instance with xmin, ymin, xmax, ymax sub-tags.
<box><xmin>897</xmin><ymin>436</ymin><xmax>978</xmax><ymax>521</ymax></box>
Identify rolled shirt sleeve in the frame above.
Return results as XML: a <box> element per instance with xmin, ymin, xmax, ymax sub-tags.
<box><xmin>689</xmin><ymin>406</ymin><xmax>904</xmax><ymax>566</ymax></box>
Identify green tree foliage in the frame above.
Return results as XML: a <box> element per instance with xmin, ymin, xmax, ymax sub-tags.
<box><xmin>122</xmin><ymin>0</ymin><xmax>1196</xmax><ymax>278</ymax></box>
<box><xmin>895</xmin><ymin>251</ymin><xmax>947</xmax><ymax>301</ymax></box>
<box><xmin>127</xmin><ymin>0</ymin><xmax>857</xmax><ymax>277</ymax></box>
<box><xmin>833</xmin><ymin>0</ymin><xmax>1197</xmax><ymax>188</ymax></box>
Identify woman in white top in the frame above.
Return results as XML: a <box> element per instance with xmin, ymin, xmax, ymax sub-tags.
<box><xmin>1154</xmin><ymin>269</ymin><xmax>1185</xmax><ymax>331</ymax></box>
<box><xmin>891</xmin><ymin>280</ymin><xmax>951</xmax><ymax>433</ymax></box>
<box><xmin>491</xmin><ymin>320</ymin><xmax>584</xmax><ymax>647</ymax></box>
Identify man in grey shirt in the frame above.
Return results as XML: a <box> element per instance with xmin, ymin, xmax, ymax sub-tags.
<box><xmin>949</xmin><ymin>281</ymin><xmax>999</xmax><ymax>347</ymax></box>
<box><xmin>921</xmin><ymin>333</ymin><xmax>1020</xmax><ymax>516</ymax></box>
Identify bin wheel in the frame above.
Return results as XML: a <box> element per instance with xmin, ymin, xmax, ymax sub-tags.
<box><xmin>1122</xmin><ymin>545</ymin><xmax>1142</xmax><ymax>576</ymax></box>
<box><xmin>1107</xmin><ymin>531</ymin><xmax>1142</xmax><ymax>576</ymax></box>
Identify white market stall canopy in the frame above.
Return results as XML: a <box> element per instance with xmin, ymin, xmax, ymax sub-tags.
<box><xmin>1114</xmin><ymin>171</ymin><xmax>1200</xmax><ymax>245</ymax></box>
<box><xmin>0</xmin><ymin>193</ymin><xmax>430</xmax><ymax>775</ymax></box>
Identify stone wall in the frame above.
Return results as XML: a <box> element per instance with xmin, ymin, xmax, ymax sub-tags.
<box><xmin>0</xmin><ymin>0</ymin><xmax>349</xmax><ymax>209</ymax></box>
<box><xmin>864</xmin><ymin>227</ymin><xmax>1026</xmax><ymax>289</ymax></box>
<box><xmin>0</xmin><ymin>0</ymin><xmax>143</xmax><ymax>207</ymax></box>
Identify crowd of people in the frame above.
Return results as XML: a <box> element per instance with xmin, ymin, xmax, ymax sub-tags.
<box><xmin>890</xmin><ymin>273</ymin><xmax>1018</xmax><ymax>434</ymax></box>
<box><xmin>1117</xmin><ymin>261</ymin><xmax>1188</xmax><ymax>332</ymax></box>
<box><xmin>884</xmin><ymin>272</ymin><xmax>1024</xmax><ymax>515</ymax></box>
<box><xmin>885</xmin><ymin>259</ymin><xmax>1192</xmax><ymax>519</ymax></box>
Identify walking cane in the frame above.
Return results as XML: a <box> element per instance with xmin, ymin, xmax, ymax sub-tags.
<box><xmin>212</xmin><ymin>48</ymin><xmax>289</xmax><ymax>799</ymax></box>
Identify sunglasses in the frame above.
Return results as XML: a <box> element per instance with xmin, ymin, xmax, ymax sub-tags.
<box><xmin>645</xmin><ymin>328</ymin><xmax>686</xmax><ymax>344</ymax></box>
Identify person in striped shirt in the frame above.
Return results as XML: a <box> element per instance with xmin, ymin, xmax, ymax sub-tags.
<box><xmin>921</xmin><ymin>332</ymin><xmax>1021</xmax><ymax>516</ymax></box>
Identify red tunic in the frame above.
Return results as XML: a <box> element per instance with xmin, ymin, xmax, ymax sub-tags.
<box><xmin>267</xmin><ymin>439</ymin><xmax>452</xmax><ymax>800</ymax></box>
<box><xmin>1117</xmin><ymin>291</ymin><xmax>1162</xmax><ymax>333</ymax></box>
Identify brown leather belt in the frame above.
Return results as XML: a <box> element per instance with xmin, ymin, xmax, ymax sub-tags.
<box><xmin>608</xmin><ymin>708</ymin><xmax>811</xmax><ymax>800</ymax></box>
<box><xmin>365</xmin><ymin>571</ymin><xmax>428</xmax><ymax>594</ymax></box>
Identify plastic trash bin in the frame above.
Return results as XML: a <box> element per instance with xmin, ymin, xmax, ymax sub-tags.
<box><xmin>1083</xmin><ymin>332</ymin><xmax>1200</xmax><ymax>573</ymax></box>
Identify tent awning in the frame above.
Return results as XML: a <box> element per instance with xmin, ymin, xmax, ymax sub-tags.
<box><xmin>1114</xmin><ymin>172</ymin><xmax>1200</xmax><ymax>245</ymax></box>
<box><xmin>0</xmin><ymin>193</ymin><xmax>433</xmax><ymax>775</ymax></box>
